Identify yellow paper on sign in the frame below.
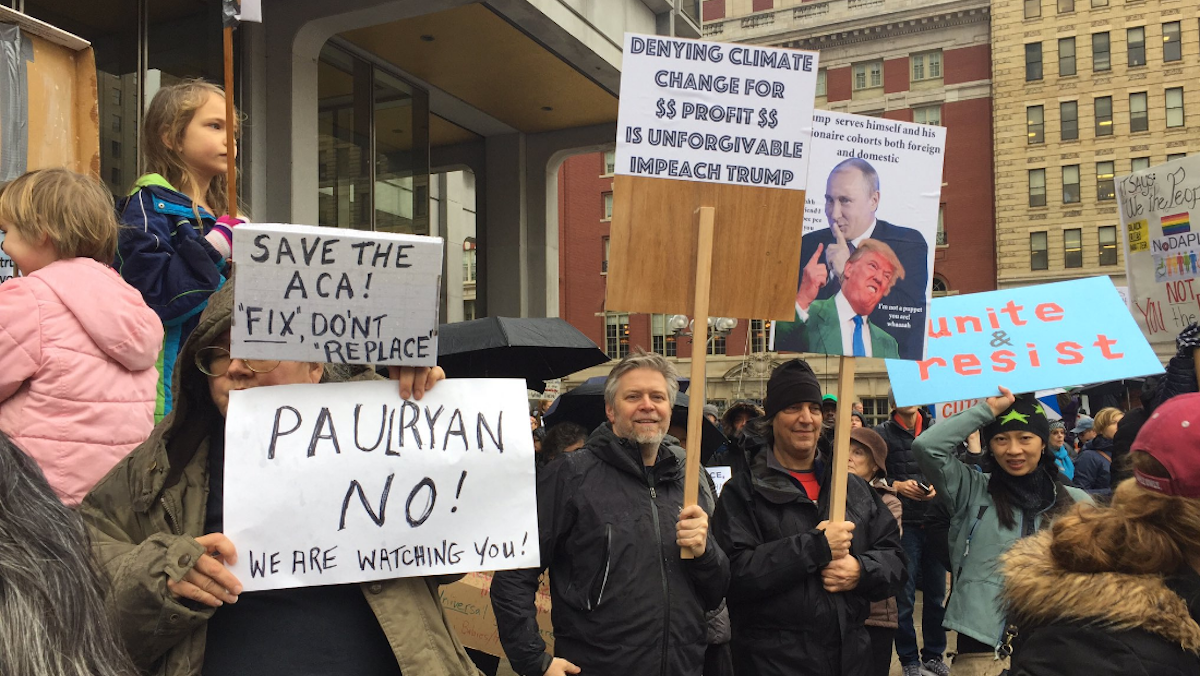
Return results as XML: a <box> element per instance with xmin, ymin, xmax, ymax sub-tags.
<box><xmin>1127</xmin><ymin>219</ymin><xmax>1149</xmax><ymax>252</ymax></box>
<box><xmin>439</xmin><ymin>571</ymin><xmax>554</xmax><ymax>657</ymax></box>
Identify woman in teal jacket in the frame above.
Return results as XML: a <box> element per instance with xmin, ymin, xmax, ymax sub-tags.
<box><xmin>912</xmin><ymin>388</ymin><xmax>1092</xmax><ymax>676</ymax></box>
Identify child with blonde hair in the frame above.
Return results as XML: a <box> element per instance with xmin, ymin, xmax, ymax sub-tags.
<box><xmin>0</xmin><ymin>168</ymin><xmax>162</xmax><ymax>505</ymax></box>
<box><xmin>115</xmin><ymin>80</ymin><xmax>242</xmax><ymax>420</ymax></box>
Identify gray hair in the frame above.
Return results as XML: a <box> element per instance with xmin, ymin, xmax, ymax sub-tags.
<box><xmin>830</xmin><ymin>157</ymin><xmax>881</xmax><ymax>193</ymax></box>
<box><xmin>603</xmin><ymin>348</ymin><xmax>680</xmax><ymax>408</ymax></box>
<box><xmin>0</xmin><ymin>432</ymin><xmax>137</xmax><ymax>676</ymax></box>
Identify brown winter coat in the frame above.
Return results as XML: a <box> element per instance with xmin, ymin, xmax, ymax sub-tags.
<box><xmin>866</xmin><ymin>480</ymin><xmax>902</xmax><ymax>629</ymax></box>
<box><xmin>1001</xmin><ymin>530</ymin><xmax>1200</xmax><ymax>675</ymax></box>
<box><xmin>79</xmin><ymin>282</ymin><xmax>481</xmax><ymax>676</ymax></box>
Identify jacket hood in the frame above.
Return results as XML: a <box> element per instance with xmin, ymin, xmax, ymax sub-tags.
<box><xmin>1002</xmin><ymin>530</ymin><xmax>1200</xmax><ymax>652</ymax></box>
<box><xmin>34</xmin><ymin>258</ymin><xmax>162</xmax><ymax>370</ymax></box>
<box><xmin>740</xmin><ymin>424</ymin><xmax>827</xmax><ymax>505</ymax></box>
<box><xmin>586</xmin><ymin>423</ymin><xmax>686</xmax><ymax>482</ymax></box>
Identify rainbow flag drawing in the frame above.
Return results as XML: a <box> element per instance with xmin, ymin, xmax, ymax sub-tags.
<box><xmin>1162</xmin><ymin>212</ymin><xmax>1191</xmax><ymax>235</ymax></box>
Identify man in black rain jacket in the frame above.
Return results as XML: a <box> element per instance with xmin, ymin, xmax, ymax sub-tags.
<box><xmin>492</xmin><ymin>350</ymin><xmax>730</xmax><ymax>676</ymax></box>
<box><xmin>713</xmin><ymin>359</ymin><xmax>906</xmax><ymax>676</ymax></box>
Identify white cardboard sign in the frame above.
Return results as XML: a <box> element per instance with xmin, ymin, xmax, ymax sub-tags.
<box><xmin>223</xmin><ymin>379</ymin><xmax>538</xmax><ymax>592</ymax></box>
<box><xmin>615</xmin><ymin>33</ymin><xmax>819</xmax><ymax>190</ymax></box>
<box><xmin>706</xmin><ymin>466</ymin><xmax>732</xmax><ymax>497</ymax></box>
<box><xmin>232</xmin><ymin>223</ymin><xmax>443</xmax><ymax>365</ymax></box>
<box><xmin>0</xmin><ymin>232</ymin><xmax>13</xmax><ymax>284</ymax></box>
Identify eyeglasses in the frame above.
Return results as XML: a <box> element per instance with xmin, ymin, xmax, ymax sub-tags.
<box><xmin>194</xmin><ymin>346</ymin><xmax>281</xmax><ymax>377</ymax></box>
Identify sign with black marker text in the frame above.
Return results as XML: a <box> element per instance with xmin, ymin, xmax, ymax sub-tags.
<box><xmin>232</xmin><ymin>223</ymin><xmax>442</xmax><ymax>366</ymax></box>
<box><xmin>222</xmin><ymin>379</ymin><xmax>538</xmax><ymax>592</ymax></box>
<box><xmin>615</xmin><ymin>33</ymin><xmax>818</xmax><ymax>190</ymax></box>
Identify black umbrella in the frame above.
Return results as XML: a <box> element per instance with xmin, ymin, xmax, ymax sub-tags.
<box><xmin>437</xmin><ymin>316</ymin><xmax>610</xmax><ymax>391</ymax></box>
<box><xmin>542</xmin><ymin>380</ymin><xmax>728</xmax><ymax>463</ymax></box>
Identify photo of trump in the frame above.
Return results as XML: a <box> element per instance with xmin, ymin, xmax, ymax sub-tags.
<box><xmin>774</xmin><ymin>239</ymin><xmax>905</xmax><ymax>357</ymax></box>
<box><xmin>775</xmin><ymin>156</ymin><xmax>932</xmax><ymax>359</ymax></box>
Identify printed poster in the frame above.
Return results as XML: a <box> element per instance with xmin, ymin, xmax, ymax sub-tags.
<box><xmin>771</xmin><ymin>110</ymin><xmax>945</xmax><ymax>360</ymax></box>
<box><xmin>1117</xmin><ymin>156</ymin><xmax>1200</xmax><ymax>347</ymax></box>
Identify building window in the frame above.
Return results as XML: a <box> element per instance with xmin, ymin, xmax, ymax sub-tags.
<box><xmin>1059</xmin><ymin>37</ymin><xmax>1076</xmax><ymax>76</ymax></box>
<box><xmin>1164</xmin><ymin>22</ymin><xmax>1182</xmax><ymax>63</ymax></box>
<box><xmin>1058</xmin><ymin>0</ymin><xmax>1074</xmax><ymax>12</ymax></box>
<box><xmin>112</xmin><ymin>87</ymin><xmax>121</xmax><ymax>105</ymax></box>
<box><xmin>463</xmin><ymin>300</ymin><xmax>477</xmax><ymax>321</ymax></box>
<box><xmin>1027</xmin><ymin>106</ymin><xmax>1045</xmax><ymax>144</ymax></box>
<box><xmin>750</xmin><ymin>319</ymin><xmax>771</xmax><ymax>353</ymax></box>
<box><xmin>1092</xmin><ymin>33</ymin><xmax>1110</xmax><ymax>72</ymax></box>
<box><xmin>853</xmin><ymin>61</ymin><xmax>883</xmax><ymax>90</ymax></box>
<box><xmin>936</xmin><ymin>205</ymin><xmax>946</xmax><ymax>245</ymax></box>
<box><xmin>1130</xmin><ymin>92</ymin><xmax>1149</xmax><ymax>132</ymax></box>
<box><xmin>1064</xmin><ymin>229</ymin><xmax>1083</xmax><ymax>268</ymax></box>
<box><xmin>111</xmin><ymin>140</ymin><xmax>121</xmax><ymax>159</ymax></box>
<box><xmin>462</xmin><ymin>238</ymin><xmax>477</xmax><ymax>283</ymax></box>
<box><xmin>1025</xmin><ymin>0</ymin><xmax>1040</xmax><ymax>19</ymax></box>
<box><xmin>932</xmin><ymin>276</ymin><xmax>949</xmax><ymax>296</ymax></box>
<box><xmin>913</xmin><ymin>105</ymin><xmax>941</xmax><ymax>126</ymax></box>
<box><xmin>1029</xmin><ymin>169</ymin><xmax>1047</xmax><ymax>207</ymax></box>
<box><xmin>816</xmin><ymin>69</ymin><xmax>827</xmax><ymax>96</ymax></box>
<box><xmin>602</xmin><ymin>150</ymin><xmax>615</xmax><ymax>176</ymax></box>
<box><xmin>1127</xmin><ymin>27</ymin><xmax>1146</xmax><ymax>67</ymax></box>
<box><xmin>605</xmin><ymin>313</ymin><xmax>630</xmax><ymax>359</ymax></box>
<box><xmin>1062</xmin><ymin>165</ymin><xmax>1081</xmax><ymax>204</ymax></box>
<box><xmin>651</xmin><ymin>314</ymin><xmax>677</xmax><ymax>357</ymax></box>
<box><xmin>602</xmin><ymin>192</ymin><xmax>613</xmax><ymax>220</ymax></box>
<box><xmin>601</xmin><ymin>237</ymin><xmax>609</xmax><ymax>273</ymax></box>
<box><xmin>1132</xmin><ymin>157</ymin><xmax>1150</xmax><ymax>172</ymax></box>
<box><xmin>1166</xmin><ymin>87</ymin><xmax>1185</xmax><ymax>128</ymax></box>
<box><xmin>1097</xmin><ymin>161</ymin><xmax>1115</xmax><ymax>201</ymax></box>
<box><xmin>111</xmin><ymin>114</ymin><xmax>121</xmax><ymax>132</ymax></box>
<box><xmin>1095</xmin><ymin>96</ymin><xmax>1113</xmax><ymax>136</ymax></box>
<box><xmin>1091</xmin><ymin>0</ymin><xmax>1107</xmax><ymax>5</ymax></box>
<box><xmin>110</xmin><ymin>167</ymin><xmax>121</xmax><ymax>186</ymax></box>
<box><xmin>1034</xmin><ymin>231</ymin><xmax>1052</xmax><ymax>270</ymax></box>
<box><xmin>708</xmin><ymin>333</ymin><xmax>727</xmax><ymax>356</ymax></box>
<box><xmin>1168</xmin><ymin>152</ymin><xmax>1187</xmax><ymax>162</ymax></box>
<box><xmin>1061</xmin><ymin>101</ymin><xmax>1079</xmax><ymax>140</ymax></box>
<box><xmin>1025</xmin><ymin>43</ymin><xmax>1043</xmax><ymax>81</ymax></box>
<box><xmin>911</xmin><ymin>51</ymin><xmax>942</xmax><ymax>82</ymax></box>
<box><xmin>1099</xmin><ymin>225</ymin><xmax>1118</xmax><ymax>266</ymax></box>
<box><xmin>861</xmin><ymin>397</ymin><xmax>891</xmax><ymax>427</ymax></box>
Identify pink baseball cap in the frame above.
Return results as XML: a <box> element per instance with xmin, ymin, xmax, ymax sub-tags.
<box><xmin>1131</xmin><ymin>393</ymin><xmax>1200</xmax><ymax>498</ymax></box>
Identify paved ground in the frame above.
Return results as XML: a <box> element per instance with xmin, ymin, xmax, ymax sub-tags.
<box><xmin>492</xmin><ymin>592</ymin><xmax>952</xmax><ymax>675</ymax></box>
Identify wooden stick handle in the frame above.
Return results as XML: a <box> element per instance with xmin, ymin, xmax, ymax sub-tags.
<box><xmin>223</xmin><ymin>25</ymin><xmax>238</xmax><ymax>218</ymax></box>
<box><xmin>1194</xmin><ymin>346</ymin><xmax>1200</xmax><ymax>392</ymax></box>
<box><xmin>828</xmin><ymin>356</ymin><xmax>856</xmax><ymax>523</ymax></box>
<box><xmin>682</xmin><ymin>206</ymin><xmax>715</xmax><ymax>560</ymax></box>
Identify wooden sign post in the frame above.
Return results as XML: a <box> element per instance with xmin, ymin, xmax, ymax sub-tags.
<box><xmin>608</xmin><ymin>34</ymin><xmax>821</xmax><ymax>556</ymax></box>
<box><xmin>827</xmin><ymin>356</ymin><xmax>855</xmax><ymax>522</ymax></box>
<box><xmin>223</xmin><ymin>24</ymin><xmax>238</xmax><ymax>218</ymax></box>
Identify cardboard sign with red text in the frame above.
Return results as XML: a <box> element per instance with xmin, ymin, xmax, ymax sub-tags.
<box><xmin>885</xmin><ymin>277</ymin><xmax>1162</xmax><ymax>406</ymax></box>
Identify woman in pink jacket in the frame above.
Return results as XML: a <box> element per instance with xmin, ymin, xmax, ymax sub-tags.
<box><xmin>0</xmin><ymin>169</ymin><xmax>162</xmax><ymax>505</ymax></box>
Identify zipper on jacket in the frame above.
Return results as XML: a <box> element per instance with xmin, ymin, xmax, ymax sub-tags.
<box><xmin>647</xmin><ymin>473</ymin><xmax>669</xmax><ymax>676</ymax></box>
<box><xmin>161</xmin><ymin>495</ymin><xmax>182</xmax><ymax>535</ymax></box>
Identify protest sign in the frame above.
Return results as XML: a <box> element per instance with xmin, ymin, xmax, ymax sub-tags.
<box><xmin>615</xmin><ymin>34</ymin><xmax>817</xmax><ymax>190</ymax></box>
<box><xmin>706</xmin><ymin>466</ymin><xmax>732</xmax><ymax>497</ymax></box>
<box><xmin>440</xmin><ymin>571</ymin><xmax>554</xmax><ymax>656</ymax></box>
<box><xmin>231</xmin><ymin>223</ymin><xmax>443</xmax><ymax>366</ymax></box>
<box><xmin>0</xmin><ymin>233</ymin><xmax>12</xmax><ymax>284</ymax></box>
<box><xmin>885</xmin><ymin>276</ymin><xmax>1163</xmax><ymax>407</ymax></box>
<box><xmin>222</xmin><ymin>379</ymin><xmax>537</xmax><ymax>592</ymax></box>
<box><xmin>1118</xmin><ymin>156</ymin><xmax>1200</xmax><ymax>347</ymax></box>
<box><xmin>771</xmin><ymin>110</ymin><xmax>945</xmax><ymax>361</ymax></box>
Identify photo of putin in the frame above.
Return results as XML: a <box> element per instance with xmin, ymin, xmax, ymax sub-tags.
<box><xmin>774</xmin><ymin>238</ymin><xmax>904</xmax><ymax>357</ymax></box>
<box><xmin>779</xmin><ymin>157</ymin><xmax>930</xmax><ymax>358</ymax></box>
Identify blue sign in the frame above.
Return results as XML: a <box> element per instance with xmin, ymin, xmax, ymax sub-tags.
<box><xmin>886</xmin><ymin>276</ymin><xmax>1163</xmax><ymax>406</ymax></box>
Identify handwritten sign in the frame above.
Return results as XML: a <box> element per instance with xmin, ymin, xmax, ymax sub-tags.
<box><xmin>231</xmin><ymin>223</ymin><xmax>443</xmax><ymax>365</ymax></box>
<box><xmin>885</xmin><ymin>277</ymin><xmax>1163</xmax><ymax>406</ymax></box>
<box><xmin>1118</xmin><ymin>156</ymin><xmax>1200</xmax><ymax>346</ymax></box>
<box><xmin>771</xmin><ymin>111</ymin><xmax>945</xmax><ymax>360</ymax></box>
<box><xmin>440</xmin><ymin>571</ymin><xmax>555</xmax><ymax>656</ymax></box>
<box><xmin>615</xmin><ymin>33</ymin><xmax>818</xmax><ymax>190</ymax></box>
<box><xmin>706</xmin><ymin>466</ymin><xmax>732</xmax><ymax>496</ymax></box>
<box><xmin>0</xmin><ymin>232</ymin><xmax>13</xmax><ymax>284</ymax></box>
<box><xmin>223</xmin><ymin>379</ymin><xmax>538</xmax><ymax>592</ymax></box>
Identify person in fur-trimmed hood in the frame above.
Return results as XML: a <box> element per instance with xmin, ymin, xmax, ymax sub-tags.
<box><xmin>1000</xmin><ymin>392</ymin><xmax>1200</xmax><ymax>676</ymax></box>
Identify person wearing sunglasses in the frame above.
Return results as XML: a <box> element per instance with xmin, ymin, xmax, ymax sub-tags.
<box><xmin>78</xmin><ymin>280</ymin><xmax>480</xmax><ymax>676</ymax></box>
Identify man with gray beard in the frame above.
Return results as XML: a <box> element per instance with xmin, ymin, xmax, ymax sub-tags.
<box><xmin>492</xmin><ymin>349</ymin><xmax>730</xmax><ymax>676</ymax></box>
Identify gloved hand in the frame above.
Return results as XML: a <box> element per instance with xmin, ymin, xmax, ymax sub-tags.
<box><xmin>205</xmin><ymin>215</ymin><xmax>244</xmax><ymax>260</ymax></box>
<box><xmin>1154</xmin><ymin>322</ymin><xmax>1199</xmax><ymax>407</ymax></box>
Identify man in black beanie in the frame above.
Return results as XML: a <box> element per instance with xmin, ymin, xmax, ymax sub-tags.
<box><xmin>712</xmin><ymin>359</ymin><xmax>906</xmax><ymax>676</ymax></box>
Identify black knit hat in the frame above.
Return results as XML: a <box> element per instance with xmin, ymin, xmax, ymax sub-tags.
<box><xmin>982</xmin><ymin>394</ymin><xmax>1050</xmax><ymax>446</ymax></box>
<box><xmin>764</xmin><ymin>359</ymin><xmax>823</xmax><ymax>418</ymax></box>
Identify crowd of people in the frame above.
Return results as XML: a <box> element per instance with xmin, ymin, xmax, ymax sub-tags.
<box><xmin>0</xmin><ymin>78</ymin><xmax>1199</xmax><ymax>676</ymax></box>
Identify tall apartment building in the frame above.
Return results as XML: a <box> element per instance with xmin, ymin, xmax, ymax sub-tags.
<box><xmin>993</xmin><ymin>0</ymin><xmax>1200</xmax><ymax>288</ymax></box>
<box><xmin>557</xmin><ymin>0</ymin><xmax>997</xmax><ymax>419</ymax></box>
